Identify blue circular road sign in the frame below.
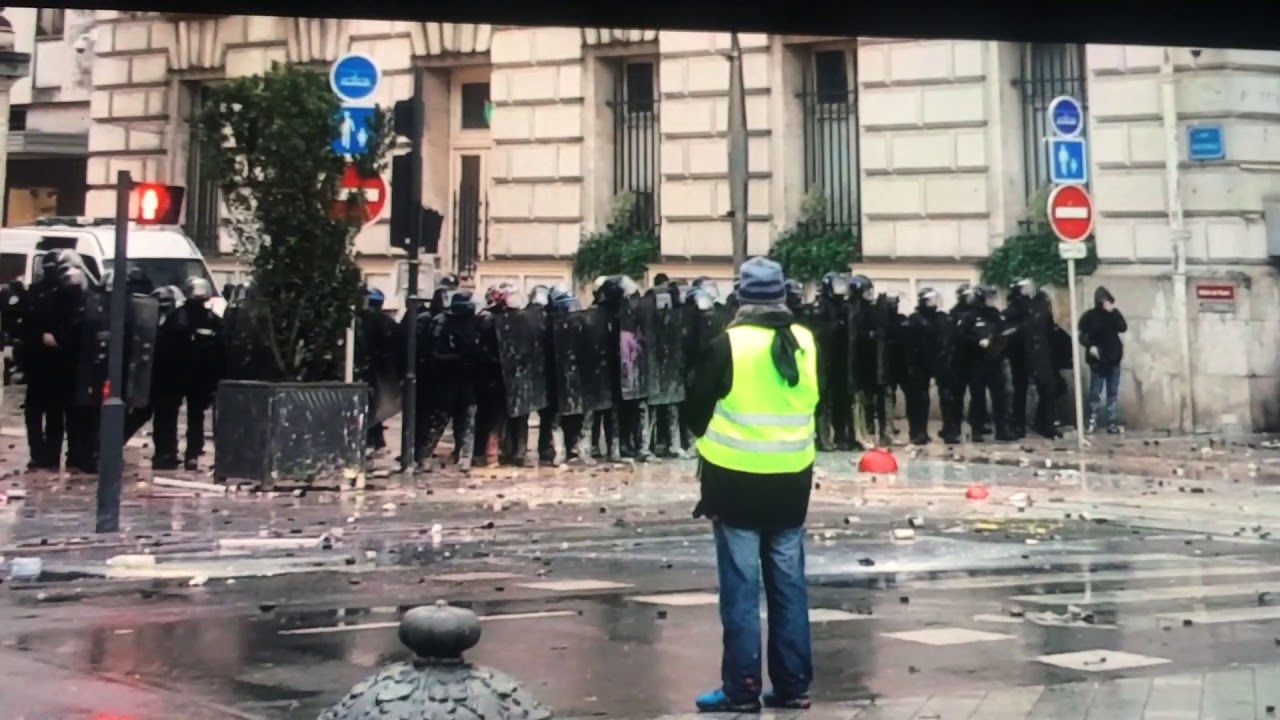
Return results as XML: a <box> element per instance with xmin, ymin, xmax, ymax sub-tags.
<box><xmin>329</xmin><ymin>53</ymin><xmax>381</xmax><ymax>105</ymax></box>
<box><xmin>1047</xmin><ymin>95</ymin><xmax>1083</xmax><ymax>138</ymax></box>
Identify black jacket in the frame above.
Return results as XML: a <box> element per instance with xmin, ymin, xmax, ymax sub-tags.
<box><xmin>686</xmin><ymin>308</ymin><xmax>813</xmax><ymax>532</ymax></box>
<box><xmin>1078</xmin><ymin>288</ymin><xmax>1127</xmax><ymax>368</ymax></box>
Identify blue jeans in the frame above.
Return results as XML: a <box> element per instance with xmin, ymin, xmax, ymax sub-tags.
<box><xmin>713</xmin><ymin>522</ymin><xmax>813</xmax><ymax>701</ymax></box>
<box><xmin>1088</xmin><ymin>363</ymin><xmax>1121</xmax><ymax>427</ymax></box>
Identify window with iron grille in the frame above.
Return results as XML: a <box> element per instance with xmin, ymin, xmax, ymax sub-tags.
<box><xmin>36</xmin><ymin>9</ymin><xmax>64</xmax><ymax>39</ymax></box>
<box><xmin>183</xmin><ymin>83</ymin><xmax>221</xmax><ymax>252</ymax></box>
<box><xmin>1017</xmin><ymin>42</ymin><xmax>1088</xmax><ymax>203</ymax></box>
<box><xmin>608</xmin><ymin>60</ymin><xmax>659</xmax><ymax>231</ymax></box>
<box><xmin>798</xmin><ymin>48</ymin><xmax>860</xmax><ymax>234</ymax></box>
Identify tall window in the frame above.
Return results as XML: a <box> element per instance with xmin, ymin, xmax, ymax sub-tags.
<box><xmin>1017</xmin><ymin>43</ymin><xmax>1088</xmax><ymax>202</ymax></box>
<box><xmin>36</xmin><ymin>9</ymin><xmax>65</xmax><ymax>39</ymax></box>
<box><xmin>183</xmin><ymin>83</ymin><xmax>221</xmax><ymax>252</ymax></box>
<box><xmin>459</xmin><ymin>82</ymin><xmax>490</xmax><ymax>130</ymax></box>
<box><xmin>608</xmin><ymin>60</ymin><xmax>659</xmax><ymax>231</ymax></box>
<box><xmin>799</xmin><ymin>48</ymin><xmax>860</xmax><ymax>235</ymax></box>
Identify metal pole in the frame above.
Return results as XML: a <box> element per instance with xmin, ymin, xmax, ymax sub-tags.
<box><xmin>96</xmin><ymin>170</ymin><xmax>131</xmax><ymax>533</ymax></box>
<box><xmin>726</xmin><ymin>31</ymin><xmax>749</xmax><ymax>271</ymax></box>
<box><xmin>1161</xmin><ymin>48</ymin><xmax>1194</xmax><ymax>433</ymax></box>
<box><xmin>344</xmin><ymin>318</ymin><xmax>355</xmax><ymax>384</ymax></box>
<box><xmin>400</xmin><ymin>70</ymin><xmax>426</xmax><ymax>471</ymax></box>
<box><xmin>1067</xmin><ymin>257</ymin><xmax>1086</xmax><ymax>450</ymax></box>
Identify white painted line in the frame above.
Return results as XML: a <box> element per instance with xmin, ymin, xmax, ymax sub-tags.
<box><xmin>1036</xmin><ymin>649</ymin><xmax>1170</xmax><ymax>672</ymax></box>
<box><xmin>1154</xmin><ymin>606</ymin><xmax>1280</xmax><ymax>626</ymax></box>
<box><xmin>515</xmin><ymin>580</ymin><xmax>634</xmax><ymax>592</ymax></box>
<box><xmin>1053</xmin><ymin>206</ymin><xmax>1090</xmax><ymax>219</ymax></box>
<box><xmin>973</xmin><ymin>613</ymin><xmax>1025</xmax><ymax>625</ymax></box>
<box><xmin>882</xmin><ymin>628</ymin><xmax>1016</xmax><ymax>646</ymax></box>
<box><xmin>915</xmin><ymin>563</ymin><xmax>1274</xmax><ymax>591</ymax></box>
<box><xmin>431</xmin><ymin>572</ymin><xmax>522</xmax><ymax>583</ymax></box>
<box><xmin>632</xmin><ymin>592</ymin><xmax>719</xmax><ymax>606</ymax></box>
<box><xmin>1011</xmin><ymin>581</ymin><xmax>1280</xmax><ymax>606</ymax></box>
<box><xmin>278</xmin><ymin>610</ymin><xmax>576</xmax><ymax>636</ymax></box>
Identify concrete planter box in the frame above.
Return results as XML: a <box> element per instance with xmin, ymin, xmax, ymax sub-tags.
<box><xmin>213</xmin><ymin>380</ymin><xmax>367</xmax><ymax>488</ymax></box>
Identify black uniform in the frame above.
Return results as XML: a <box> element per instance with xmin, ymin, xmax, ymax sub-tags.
<box><xmin>22</xmin><ymin>273</ymin><xmax>79</xmax><ymax>470</ymax></box>
<box><xmin>903</xmin><ymin>292</ymin><xmax>960</xmax><ymax>444</ymax></box>
<box><xmin>1005</xmin><ymin>287</ymin><xmax>1061</xmax><ymax>439</ymax></box>
<box><xmin>354</xmin><ymin>300</ymin><xmax>399</xmax><ymax>451</ymax></box>
<box><xmin>153</xmin><ymin>297</ymin><xmax>224</xmax><ymax>468</ymax></box>
<box><xmin>415</xmin><ymin>296</ymin><xmax>481</xmax><ymax>469</ymax></box>
<box><xmin>814</xmin><ymin>274</ymin><xmax>853</xmax><ymax>450</ymax></box>
<box><xmin>958</xmin><ymin>293</ymin><xmax>1014</xmax><ymax>441</ymax></box>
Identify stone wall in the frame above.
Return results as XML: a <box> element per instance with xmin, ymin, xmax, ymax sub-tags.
<box><xmin>1084</xmin><ymin>45</ymin><xmax>1280</xmax><ymax>431</ymax></box>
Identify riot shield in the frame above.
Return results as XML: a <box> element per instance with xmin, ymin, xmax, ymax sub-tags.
<box><xmin>579</xmin><ymin>307</ymin><xmax>613</xmax><ymax>413</ymax></box>
<box><xmin>549</xmin><ymin>311</ymin><xmax>585</xmax><ymax>416</ymax></box>
<box><xmin>368</xmin><ymin>317</ymin><xmax>405</xmax><ymax>424</ymax></box>
<box><xmin>618</xmin><ymin>297</ymin><xmax>650</xmax><ymax>401</ymax></box>
<box><xmin>494</xmin><ymin>308</ymin><xmax>548</xmax><ymax>418</ymax></box>
<box><xmin>126</xmin><ymin>295</ymin><xmax>159</xmax><ymax>410</ymax></box>
<box><xmin>73</xmin><ymin>291</ymin><xmax>108</xmax><ymax>407</ymax></box>
<box><xmin>648</xmin><ymin>293</ymin><xmax>686</xmax><ymax>405</ymax></box>
<box><xmin>523</xmin><ymin>304</ymin><xmax>549</xmax><ymax>412</ymax></box>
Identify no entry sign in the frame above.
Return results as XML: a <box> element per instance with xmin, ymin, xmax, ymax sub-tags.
<box><xmin>332</xmin><ymin>165</ymin><xmax>387</xmax><ymax>226</ymax></box>
<box><xmin>1047</xmin><ymin>184</ymin><xmax>1094</xmax><ymax>243</ymax></box>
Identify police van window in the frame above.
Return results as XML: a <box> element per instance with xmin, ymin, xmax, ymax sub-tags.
<box><xmin>103</xmin><ymin>258</ymin><xmax>212</xmax><ymax>291</ymax></box>
<box><xmin>0</xmin><ymin>254</ymin><xmax>25</xmax><ymax>284</ymax></box>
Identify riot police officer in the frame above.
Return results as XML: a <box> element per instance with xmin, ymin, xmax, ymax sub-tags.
<box><xmin>875</xmin><ymin>291</ymin><xmax>908</xmax><ymax>444</ymax></box>
<box><xmin>848</xmin><ymin>274</ymin><xmax>884</xmax><ymax>447</ymax></box>
<box><xmin>22</xmin><ymin>251</ymin><xmax>83</xmax><ymax>471</ymax></box>
<box><xmin>545</xmin><ymin>286</ymin><xmax>589</xmax><ymax>463</ymax></box>
<box><xmin>962</xmin><ymin>285</ymin><xmax>1016</xmax><ymax>441</ymax></box>
<box><xmin>1004</xmin><ymin>278</ymin><xmax>1061</xmax><ymax>439</ymax></box>
<box><xmin>416</xmin><ymin>291</ymin><xmax>481</xmax><ymax>472</ymax></box>
<box><xmin>153</xmin><ymin>278</ymin><xmax>224</xmax><ymax>470</ymax></box>
<box><xmin>903</xmin><ymin>288</ymin><xmax>959</xmax><ymax>444</ymax></box>
<box><xmin>356</xmin><ymin>288</ymin><xmax>399</xmax><ymax>453</ymax></box>
<box><xmin>815</xmin><ymin>272</ymin><xmax>852</xmax><ymax>450</ymax></box>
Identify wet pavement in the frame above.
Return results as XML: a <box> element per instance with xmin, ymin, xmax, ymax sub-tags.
<box><xmin>3</xmin><ymin>396</ymin><xmax>1280</xmax><ymax>718</ymax></box>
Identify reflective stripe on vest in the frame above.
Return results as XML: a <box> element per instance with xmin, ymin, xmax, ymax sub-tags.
<box><xmin>696</xmin><ymin>323</ymin><xmax>819</xmax><ymax>474</ymax></box>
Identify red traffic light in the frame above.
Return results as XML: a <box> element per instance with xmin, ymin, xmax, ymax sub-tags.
<box><xmin>130</xmin><ymin>183</ymin><xmax>185</xmax><ymax>225</ymax></box>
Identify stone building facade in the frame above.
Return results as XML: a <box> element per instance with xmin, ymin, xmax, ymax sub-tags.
<box><xmin>79</xmin><ymin>12</ymin><xmax>1280</xmax><ymax>432</ymax></box>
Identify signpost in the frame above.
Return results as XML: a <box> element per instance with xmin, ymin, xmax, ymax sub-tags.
<box><xmin>1048</xmin><ymin>183</ymin><xmax>1094</xmax><ymax>448</ymax></box>
<box><xmin>332</xmin><ymin>106</ymin><xmax>377</xmax><ymax>156</ymax></box>
<box><xmin>333</xmin><ymin>164</ymin><xmax>387</xmax><ymax>226</ymax></box>
<box><xmin>1044</xmin><ymin>95</ymin><xmax>1092</xmax><ymax>447</ymax></box>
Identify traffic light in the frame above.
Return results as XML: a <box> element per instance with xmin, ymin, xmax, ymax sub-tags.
<box><xmin>130</xmin><ymin>183</ymin><xmax>185</xmax><ymax>224</ymax></box>
<box><xmin>389</xmin><ymin>154</ymin><xmax>443</xmax><ymax>253</ymax></box>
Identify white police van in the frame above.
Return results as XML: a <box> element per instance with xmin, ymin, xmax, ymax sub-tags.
<box><xmin>0</xmin><ymin>217</ymin><xmax>225</xmax><ymax>314</ymax></box>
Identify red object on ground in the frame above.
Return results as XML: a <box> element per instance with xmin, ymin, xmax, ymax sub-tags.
<box><xmin>965</xmin><ymin>484</ymin><xmax>990</xmax><ymax>500</ymax></box>
<box><xmin>857</xmin><ymin>448</ymin><xmax>898</xmax><ymax>474</ymax></box>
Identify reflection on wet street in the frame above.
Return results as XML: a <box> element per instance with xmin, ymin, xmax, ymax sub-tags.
<box><xmin>6</xmin><ymin>424</ymin><xmax>1280</xmax><ymax>718</ymax></box>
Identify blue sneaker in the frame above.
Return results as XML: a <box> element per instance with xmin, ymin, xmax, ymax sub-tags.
<box><xmin>695</xmin><ymin>688</ymin><xmax>762</xmax><ymax>713</ymax></box>
<box><xmin>763</xmin><ymin>690</ymin><xmax>812</xmax><ymax>709</ymax></box>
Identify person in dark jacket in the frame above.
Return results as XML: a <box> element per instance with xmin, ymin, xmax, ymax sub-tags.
<box><xmin>687</xmin><ymin>257</ymin><xmax>818</xmax><ymax>714</ymax></box>
<box><xmin>1078</xmin><ymin>286</ymin><xmax>1127</xmax><ymax>433</ymax></box>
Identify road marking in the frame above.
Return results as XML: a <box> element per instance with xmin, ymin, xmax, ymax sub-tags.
<box><xmin>915</xmin><ymin>562</ymin><xmax>1273</xmax><ymax>590</ymax></box>
<box><xmin>1036</xmin><ymin>649</ymin><xmax>1170</xmax><ymax>672</ymax></box>
<box><xmin>431</xmin><ymin>572</ymin><xmax>523</xmax><ymax>582</ymax></box>
<box><xmin>1011</xmin><ymin>581</ymin><xmax>1280</xmax><ymax>606</ymax></box>
<box><xmin>515</xmin><ymin>579</ymin><xmax>634</xmax><ymax>592</ymax></box>
<box><xmin>632</xmin><ymin>592</ymin><xmax>719</xmax><ymax>606</ymax></box>
<box><xmin>1153</xmin><ymin>605</ymin><xmax>1280</xmax><ymax>626</ymax></box>
<box><xmin>278</xmin><ymin>609</ymin><xmax>576</xmax><ymax>636</ymax></box>
<box><xmin>882</xmin><ymin>628</ymin><xmax>1016</xmax><ymax>646</ymax></box>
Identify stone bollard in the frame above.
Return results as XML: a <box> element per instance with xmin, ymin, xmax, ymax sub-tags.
<box><xmin>318</xmin><ymin>600</ymin><xmax>553</xmax><ymax>720</ymax></box>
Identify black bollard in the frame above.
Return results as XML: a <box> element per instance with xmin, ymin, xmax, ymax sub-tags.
<box><xmin>318</xmin><ymin>600</ymin><xmax>553</xmax><ymax>720</ymax></box>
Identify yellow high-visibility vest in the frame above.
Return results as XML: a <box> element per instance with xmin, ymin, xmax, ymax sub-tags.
<box><xmin>696</xmin><ymin>323</ymin><xmax>819</xmax><ymax>474</ymax></box>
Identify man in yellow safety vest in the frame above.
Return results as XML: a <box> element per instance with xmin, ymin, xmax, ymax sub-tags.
<box><xmin>687</xmin><ymin>256</ymin><xmax>819</xmax><ymax>714</ymax></box>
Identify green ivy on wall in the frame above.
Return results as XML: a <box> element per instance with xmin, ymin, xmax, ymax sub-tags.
<box><xmin>571</xmin><ymin>192</ymin><xmax>660</xmax><ymax>284</ymax></box>
<box><xmin>981</xmin><ymin>185</ymin><xmax>1100</xmax><ymax>289</ymax></box>
<box><xmin>767</xmin><ymin>190</ymin><xmax>859</xmax><ymax>284</ymax></box>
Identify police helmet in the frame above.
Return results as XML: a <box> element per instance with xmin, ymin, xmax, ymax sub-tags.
<box><xmin>917</xmin><ymin>287</ymin><xmax>940</xmax><ymax>309</ymax></box>
<box><xmin>184</xmin><ymin>277</ymin><xmax>213</xmax><ymax>302</ymax></box>
<box><xmin>58</xmin><ymin>264</ymin><xmax>89</xmax><ymax>291</ymax></box>
<box><xmin>1013</xmin><ymin>278</ymin><xmax>1036</xmax><ymax>297</ymax></box>
<box><xmin>821</xmin><ymin>271</ymin><xmax>849</xmax><ymax>298</ymax></box>
<box><xmin>528</xmin><ymin>284</ymin><xmax>550</xmax><ymax>307</ymax></box>
<box><xmin>850</xmin><ymin>274</ymin><xmax>874</xmax><ymax>300</ymax></box>
<box><xmin>447</xmin><ymin>290</ymin><xmax>476</xmax><ymax>315</ymax></box>
<box><xmin>152</xmin><ymin>285</ymin><xmax>183</xmax><ymax>312</ymax></box>
<box><xmin>618</xmin><ymin>276</ymin><xmax>640</xmax><ymax>298</ymax></box>
<box><xmin>785</xmin><ymin>278</ymin><xmax>804</xmax><ymax>305</ymax></box>
<box><xmin>367</xmin><ymin>287</ymin><xmax>386</xmax><ymax>306</ymax></box>
<box><xmin>438</xmin><ymin>273</ymin><xmax>460</xmax><ymax>290</ymax></box>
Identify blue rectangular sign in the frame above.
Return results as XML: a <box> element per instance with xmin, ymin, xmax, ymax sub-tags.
<box><xmin>1187</xmin><ymin>124</ymin><xmax>1225</xmax><ymax>161</ymax></box>
<box><xmin>1048</xmin><ymin>137</ymin><xmax>1088</xmax><ymax>185</ymax></box>
<box><xmin>331</xmin><ymin>106</ymin><xmax>376</xmax><ymax>156</ymax></box>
